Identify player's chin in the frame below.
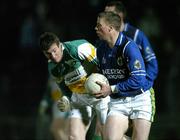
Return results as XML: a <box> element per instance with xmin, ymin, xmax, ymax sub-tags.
<box><xmin>96</xmin><ymin>33</ymin><xmax>103</xmax><ymax>40</ymax></box>
<box><xmin>53</xmin><ymin>58</ymin><xmax>61</xmax><ymax>63</ymax></box>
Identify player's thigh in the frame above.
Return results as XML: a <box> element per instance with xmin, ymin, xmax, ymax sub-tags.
<box><xmin>69</xmin><ymin>107</ymin><xmax>92</xmax><ymax>138</ymax></box>
<box><xmin>104</xmin><ymin>115</ymin><xmax>129</xmax><ymax>140</ymax></box>
<box><xmin>51</xmin><ymin>118</ymin><xmax>66</xmax><ymax>131</ymax></box>
<box><xmin>69</xmin><ymin>117</ymin><xmax>90</xmax><ymax>139</ymax></box>
<box><xmin>132</xmin><ymin>119</ymin><xmax>151</xmax><ymax>140</ymax></box>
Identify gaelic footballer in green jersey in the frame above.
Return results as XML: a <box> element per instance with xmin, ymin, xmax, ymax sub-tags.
<box><xmin>39</xmin><ymin>32</ymin><xmax>97</xmax><ymax>97</ymax></box>
<box><xmin>39</xmin><ymin>32</ymin><xmax>110</xmax><ymax>140</ymax></box>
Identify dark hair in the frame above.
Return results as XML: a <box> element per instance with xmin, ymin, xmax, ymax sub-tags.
<box><xmin>106</xmin><ymin>0</ymin><xmax>127</xmax><ymax>19</ymax></box>
<box><xmin>39</xmin><ymin>32</ymin><xmax>60</xmax><ymax>51</ymax></box>
<box><xmin>98</xmin><ymin>11</ymin><xmax>121</xmax><ymax>31</ymax></box>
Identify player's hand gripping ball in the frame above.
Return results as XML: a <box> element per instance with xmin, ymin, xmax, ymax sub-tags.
<box><xmin>84</xmin><ymin>73</ymin><xmax>109</xmax><ymax>94</ymax></box>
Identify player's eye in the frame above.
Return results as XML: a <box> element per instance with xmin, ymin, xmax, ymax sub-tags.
<box><xmin>52</xmin><ymin>48</ymin><xmax>58</xmax><ymax>54</ymax></box>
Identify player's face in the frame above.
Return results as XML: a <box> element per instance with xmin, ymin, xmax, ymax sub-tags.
<box><xmin>43</xmin><ymin>43</ymin><xmax>63</xmax><ymax>63</ymax></box>
<box><xmin>95</xmin><ymin>17</ymin><xmax>110</xmax><ymax>41</ymax></box>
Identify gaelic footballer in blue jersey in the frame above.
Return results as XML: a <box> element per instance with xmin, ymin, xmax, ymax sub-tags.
<box><xmin>94</xmin><ymin>11</ymin><xmax>155</xmax><ymax>140</ymax></box>
<box><xmin>105</xmin><ymin>0</ymin><xmax>158</xmax><ymax>87</ymax></box>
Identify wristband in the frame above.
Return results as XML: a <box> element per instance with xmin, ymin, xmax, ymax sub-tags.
<box><xmin>111</xmin><ymin>85</ymin><xmax>118</xmax><ymax>94</ymax></box>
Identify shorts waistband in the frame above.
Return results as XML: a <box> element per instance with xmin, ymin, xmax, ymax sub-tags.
<box><xmin>110</xmin><ymin>88</ymin><xmax>147</xmax><ymax>99</ymax></box>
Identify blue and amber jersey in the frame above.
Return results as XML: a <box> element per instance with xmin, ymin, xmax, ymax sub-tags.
<box><xmin>48</xmin><ymin>39</ymin><xmax>97</xmax><ymax>97</ymax></box>
<box><xmin>97</xmin><ymin>32</ymin><xmax>151</xmax><ymax>98</ymax></box>
<box><xmin>123</xmin><ymin>23</ymin><xmax>158</xmax><ymax>86</ymax></box>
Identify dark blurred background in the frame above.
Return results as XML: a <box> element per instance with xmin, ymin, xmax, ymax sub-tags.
<box><xmin>0</xmin><ymin>0</ymin><xmax>180</xmax><ymax>139</ymax></box>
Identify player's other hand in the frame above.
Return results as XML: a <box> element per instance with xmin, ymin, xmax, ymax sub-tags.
<box><xmin>57</xmin><ymin>96</ymin><xmax>71</xmax><ymax>112</ymax></box>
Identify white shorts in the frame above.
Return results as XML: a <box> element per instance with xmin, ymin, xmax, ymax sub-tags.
<box><xmin>69</xmin><ymin>94</ymin><xmax>110</xmax><ymax>124</ymax></box>
<box><xmin>108</xmin><ymin>89</ymin><xmax>156</xmax><ymax>122</ymax></box>
<box><xmin>52</xmin><ymin>102</ymin><xmax>69</xmax><ymax>119</ymax></box>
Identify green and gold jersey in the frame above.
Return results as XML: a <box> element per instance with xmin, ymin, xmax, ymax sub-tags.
<box><xmin>48</xmin><ymin>39</ymin><xmax>97</xmax><ymax>97</ymax></box>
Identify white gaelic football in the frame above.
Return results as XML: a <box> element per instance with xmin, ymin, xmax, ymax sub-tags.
<box><xmin>85</xmin><ymin>73</ymin><xmax>109</xmax><ymax>94</ymax></box>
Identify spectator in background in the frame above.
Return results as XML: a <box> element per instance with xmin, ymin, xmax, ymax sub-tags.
<box><xmin>19</xmin><ymin>13</ymin><xmax>37</xmax><ymax>49</ymax></box>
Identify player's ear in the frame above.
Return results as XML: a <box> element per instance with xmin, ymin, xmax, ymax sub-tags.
<box><xmin>59</xmin><ymin>42</ymin><xmax>64</xmax><ymax>49</ymax></box>
<box><xmin>58</xmin><ymin>42</ymin><xmax>61</xmax><ymax>48</ymax></box>
<box><xmin>108</xmin><ymin>25</ymin><xmax>113</xmax><ymax>32</ymax></box>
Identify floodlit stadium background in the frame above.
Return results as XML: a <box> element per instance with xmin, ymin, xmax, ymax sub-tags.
<box><xmin>0</xmin><ymin>0</ymin><xmax>180</xmax><ymax>139</ymax></box>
